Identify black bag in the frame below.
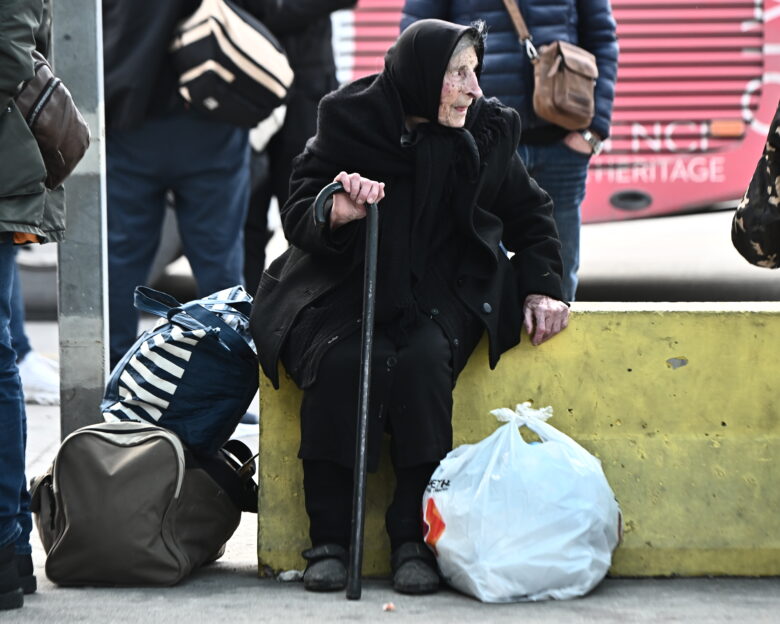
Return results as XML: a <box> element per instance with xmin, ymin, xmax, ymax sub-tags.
<box><xmin>169</xmin><ymin>0</ymin><xmax>294</xmax><ymax>127</ymax></box>
<box><xmin>731</xmin><ymin>100</ymin><xmax>780</xmax><ymax>268</ymax></box>
<box><xmin>14</xmin><ymin>49</ymin><xmax>90</xmax><ymax>189</ymax></box>
<box><xmin>30</xmin><ymin>421</ymin><xmax>257</xmax><ymax>586</ymax></box>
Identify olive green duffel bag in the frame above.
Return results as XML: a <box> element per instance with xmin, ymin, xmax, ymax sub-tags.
<box><xmin>30</xmin><ymin>421</ymin><xmax>257</xmax><ymax>586</ymax></box>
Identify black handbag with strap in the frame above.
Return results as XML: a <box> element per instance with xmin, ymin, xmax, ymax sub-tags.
<box><xmin>169</xmin><ymin>0</ymin><xmax>294</xmax><ymax>127</ymax></box>
<box><xmin>731</xmin><ymin>101</ymin><xmax>780</xmax><ymax>268</ymax></box>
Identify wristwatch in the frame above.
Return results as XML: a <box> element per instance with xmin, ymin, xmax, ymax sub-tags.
<box><xmin>579</xmin><ymin>129</ymin><xmax>603</xmax><ymax>155</ymax></box>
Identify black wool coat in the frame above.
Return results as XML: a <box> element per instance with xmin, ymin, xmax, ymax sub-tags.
<box><xmin>251</xmin><ymin>95</ymin><xmax>564</xmax><ymax>390</ymax></box>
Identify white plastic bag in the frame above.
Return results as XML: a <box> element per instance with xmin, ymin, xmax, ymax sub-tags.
<box><xmin>422</xmin><ymin>402</ymin><xmax>621</xmax><ymax>603</ymax></box>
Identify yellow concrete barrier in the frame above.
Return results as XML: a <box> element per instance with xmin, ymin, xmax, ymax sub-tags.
<box><xmin>257</xmin><ymin>303</ymin><xmax>780</xmax><ymax>577</ymax></box>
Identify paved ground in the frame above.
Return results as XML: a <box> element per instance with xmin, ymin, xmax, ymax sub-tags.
<box><xmin>9</xmin><ymin>321</ymin><xmax>780</xmax><ymax>623</ymax></box>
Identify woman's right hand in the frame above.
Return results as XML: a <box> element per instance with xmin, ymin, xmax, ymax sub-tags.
<box><xmin>330</xmin><ymin>171</ymin><xmax>385</xmax><ymax>229</ymax></box>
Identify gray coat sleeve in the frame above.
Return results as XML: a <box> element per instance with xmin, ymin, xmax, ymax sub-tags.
<box><xmin>0</xmin><ymin>0</ymin><xmax>41</xmax><ymax>105</ymax></box>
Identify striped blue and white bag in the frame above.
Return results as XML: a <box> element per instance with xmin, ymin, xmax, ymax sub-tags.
<box><xmin>101</xmin><ymin>285</ymin><xmax>258</xmax><ymax>454</ymax></box>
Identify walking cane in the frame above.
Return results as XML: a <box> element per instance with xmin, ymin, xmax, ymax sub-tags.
<box><xmin>313</xmin><ymin>181</ymin><xmax>379</xmax><ymax>601</ymax></box>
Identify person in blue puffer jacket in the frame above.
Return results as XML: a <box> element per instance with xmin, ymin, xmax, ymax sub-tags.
<box><xmin>401</xmin><ymin>0</ymin><xmax>618</xmax><ymax>301</ymax></box>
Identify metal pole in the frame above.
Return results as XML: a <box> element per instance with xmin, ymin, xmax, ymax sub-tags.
<box><xmin>52</xmin><ymin>0</ymin><xmax>108</xmax><ymax>437</ymax></box>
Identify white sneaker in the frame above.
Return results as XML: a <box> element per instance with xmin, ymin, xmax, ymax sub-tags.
<box><xmin>17</xmin><ymin>351</ymin><xmax>60</xmax><ymax>406</ymax></box>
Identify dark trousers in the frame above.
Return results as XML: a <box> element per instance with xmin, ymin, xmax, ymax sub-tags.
<box><xmin>106</xmin><ymin>111</ymin><xmax>250</xmax><ymax>368</ymax></box>
<box><xmin>9</xmin><ymin>251</ymin><xmax>30</xmax><ymax>362</ymax></box>
<box><xmin>0</xmin><ymin>237</ymin><xmax>31</xmax><ymax>555</ymax></box>
<box><xmin>298</xmin><ymin>317</ymin><xmax>455</xmax><ymax>471</ymax></box>
<box><xmin>303</xmin><ymin>460</ymin><xmax>437</xmax><ymax>552</ymax></box>
<box><xmin>298</xmin><ymin>317</ymin><xmax>454</xmax><ymax>551</ymax></box>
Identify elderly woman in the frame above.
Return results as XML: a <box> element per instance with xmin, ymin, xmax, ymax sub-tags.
<box><xmin>250</xmin><ymin>19</ymin><xmax>569</xmax><ymax>595</ymax></box>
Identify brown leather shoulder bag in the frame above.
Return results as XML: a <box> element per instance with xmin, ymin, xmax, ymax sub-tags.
<box><xmin>501</xmin><ymin>0</ymin><xmax>598</xmax><ymax>130</ymax></box>
<box><xmin>14</xmin><ymin>50</ymin><xmax>90</xmax><ymax>189</ymax></box>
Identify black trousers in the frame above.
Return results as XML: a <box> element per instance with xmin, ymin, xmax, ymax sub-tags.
<box><xmin>303</xmin><ymin>459</ymin><xmax>438</xmax><ymax>552</ymax></box>
<box><xmin>299</xmin><ymin>317</ymin><xmax>454</xmax><ymax>551</ymax></box>
<box><xmin>298</xmin><ymin>316</ymin><xmax>455</xmax><ymax>471</ymax></box>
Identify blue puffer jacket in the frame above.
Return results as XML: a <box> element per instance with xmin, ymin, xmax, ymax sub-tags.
<box><xmin>401</xmin><ymin>0</ymin><xmax>618</xmax><ymax>140</ymax></box>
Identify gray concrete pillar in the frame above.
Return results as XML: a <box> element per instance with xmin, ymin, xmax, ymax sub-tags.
<box><xmin>52</xmin><ymin>0</ymin><xmax>108</xmax><ymax>437</ymax></box>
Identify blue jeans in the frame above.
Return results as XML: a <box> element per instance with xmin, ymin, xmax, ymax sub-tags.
<box><xmin>9</xmin><ymin>251</ymin><xmax>31</xmax><ymax>362</ymax></box>
<box><xmin>107</xmin><ymin>112</ymin><xmax>250</xmax><ymax>368</ymax></box>
<box><xmin>0</xmin><ymin>236</ymin><xmax>31</xmax><ymax>555</ymax></box>
<box><xmin>517</xmin><ymin>141</ymin><xmax>591</xmax><ymax>302</ymax></box>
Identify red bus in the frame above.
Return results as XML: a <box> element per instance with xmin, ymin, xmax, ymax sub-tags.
<box><xmin>332</xmin><ymin>0</ymin><xmax>780</xmax><ymax>223</ymax></box>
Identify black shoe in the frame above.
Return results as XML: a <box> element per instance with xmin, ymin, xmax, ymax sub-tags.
<box><xmin>16</xmin><ymin>554</ymin><xmax>36</xmax><ymax>595</ymax></box>
<box><xmin>391</xmin><ymin>542</ymin><xmax>440</xmax><ymax>595</ymax></box>
<box><xmin>0</xmin><ymin>544</ymin><xmax>23</xmax><ymax>611</ymax></box>
<box><xmin>302</xmin><ymin>544</ymin><xmax>347</xmax><ymax>592</ymax></box>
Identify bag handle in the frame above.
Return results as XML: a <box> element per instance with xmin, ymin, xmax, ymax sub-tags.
<box><xmin>133</xmin><ymin>286</ymin><xmax>256</xmax><ymax>361</ymax></box>
<box><xmin>134</xmin><ymin>286</ymin><xmax>252</xmax><ymax>321</ymax></box>
<box><xmin>500</xmin><ymin>0</ymin><xmax>539</xmax><ymax>61</ymax></box>
<box><xmin>191</xmin><ymin>441</ymin><xmax>259</xmax><ymax>513</ymax></box>
<box><xmin>188</xmin><ymin>293</ymin><xmax>253</xmax><ymax>320</ymax></box>
<box><xmin>134</xmin><ymin>286</ymin><xmax>185</xmax><ymax>318</ymax></box>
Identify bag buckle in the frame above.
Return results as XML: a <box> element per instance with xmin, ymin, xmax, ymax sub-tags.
<box><xmin>238</xmin><ymin>453</ymin><xmax>260</xmax><ymax>480</ymax></box>
<box><xmin>523</xmin><ymin>38</ymin><xmax>539</xmax><ymax>62</ymax></box>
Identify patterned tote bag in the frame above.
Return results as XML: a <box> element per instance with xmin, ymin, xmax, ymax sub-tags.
<box><xmin>101</xmin><ymin>286</ymin><xmax>258</xmax><ymax>454</ymax></box>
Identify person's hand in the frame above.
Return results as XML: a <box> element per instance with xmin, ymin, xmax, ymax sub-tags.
<box><xmin>523</xmin><ymin>294</ymin><xmax>569</xmax><ymax>346</ymax></box>
<box><xmin>563</xmin><ymin>131</ymin><xmax>596</xmax><ymax>155</ymax></box>
<box><xmin>330</xmin><ymin>171</ymin><xmax>385</xmax><ymax>229</ymax></box>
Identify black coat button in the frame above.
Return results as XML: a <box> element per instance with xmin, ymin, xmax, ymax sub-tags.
<box><xmin>386</xmin><ymin>356</ymin><xmax>397</xmax><ymax>368</ymax></box>
<box><xmin>482</xmin><ymin>302</ymin><xmax>492</xmax><ymax>314</ymax></box>
<box><xmin>430</xmin><ymin>308</ymin><xmax>439</xmax><ymax>316</ymax></box>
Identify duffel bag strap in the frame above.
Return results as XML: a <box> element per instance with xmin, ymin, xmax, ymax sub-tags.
<box><xmin>191</xmin><ymin>443</ymin><xmax>259</xmax><ymax>513</ymax></box>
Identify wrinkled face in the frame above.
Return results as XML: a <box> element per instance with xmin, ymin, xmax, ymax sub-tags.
<box><xmin>438</xmin><ymin>46</ymin><xmax>483</xmax><ymax>128</ymax></box>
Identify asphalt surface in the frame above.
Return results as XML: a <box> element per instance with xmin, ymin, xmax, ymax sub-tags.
<box><xmin>9</xmin><ymin>321</ymin><xmax>780</xmax><ymax>622</ymax></box>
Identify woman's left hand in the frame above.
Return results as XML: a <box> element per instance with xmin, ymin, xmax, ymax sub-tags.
<box><xmin>523</xmin><ymin>294</ymin><xmax>569</xmax><ymax>346</ymax></box>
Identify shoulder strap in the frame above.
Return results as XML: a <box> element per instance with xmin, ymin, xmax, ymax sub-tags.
<box><xmin>501</xmin><ymin>0</ymin><xmax>539</xmax><ymax>61</ymax></box>
<box><xmin>190</xmin><ymin>443</ymin><xmax>259</xmax><ymax>513</ymax></box>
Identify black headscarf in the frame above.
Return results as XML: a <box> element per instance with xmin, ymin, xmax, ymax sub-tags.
<box><xmin>307</xmin><ymin>18</ymin><xmax>486</xmax><ymax>174</ymax></box>
<box><xmin>385</xmin><ymin>19</ymin><xmax>484</xmax><ymax>123</ymax></box>
<box><xmin>305</xmin><ymin>19</ymin><xmax>487</xmax><ymax>335</ymax></box>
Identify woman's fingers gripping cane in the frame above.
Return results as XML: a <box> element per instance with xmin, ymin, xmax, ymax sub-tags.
<box><xmin>330</xmin><ymin>171</ymin><xmax>386</xmax><ymax>229</ymax></box>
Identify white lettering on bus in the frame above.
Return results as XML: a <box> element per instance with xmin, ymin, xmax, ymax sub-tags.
<box><xmin>591</xmin><ymin>157</ymin><xmax>726</xmax><ymax>185</ymax></box>
<box><xmin>631</xmin><ymin>122</ymin><xmax>709</xmax><ymax>153</ymax></box>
